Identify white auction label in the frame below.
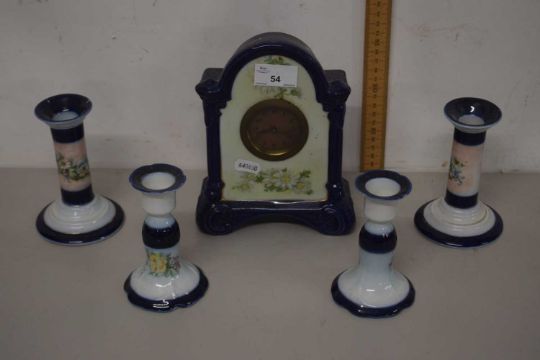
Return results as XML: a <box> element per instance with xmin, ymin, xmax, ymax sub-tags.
<box><xmin>234</xmin><ymin>159</ymin><xmax>261</xmax><ymax>174</ymax></box>
<box><xmin>253</xmin><ymin>64</ymin><xmax>298</xmax><ymax>88</ymax></box>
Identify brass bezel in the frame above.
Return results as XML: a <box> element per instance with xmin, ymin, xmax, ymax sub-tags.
<box><xmin>240</xmin><ymin>99</ymin><xmax>309</xmax><ymax>161</ymax></box>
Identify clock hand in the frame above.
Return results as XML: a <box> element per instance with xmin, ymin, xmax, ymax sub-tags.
<box><xmin>258</xmin><ymin>126</ymin><xmax>279</xmax><ymax>135</ymax></box>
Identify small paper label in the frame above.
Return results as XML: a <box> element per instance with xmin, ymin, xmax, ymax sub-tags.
<box><xmin>234</xmin><ymin>159</ymin><xmax>261</xmax><ymax>174</ymax></box>
<box><xmin>254</xmin><ymin>64</ymin><xmax>298</xmax><ymax>88</ymax></box>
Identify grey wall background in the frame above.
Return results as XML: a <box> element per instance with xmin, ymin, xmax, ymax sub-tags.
<box><xmin>1</xmin><ymin>0</ymin><xmax>538</xmax><ymax>172</ymax></box>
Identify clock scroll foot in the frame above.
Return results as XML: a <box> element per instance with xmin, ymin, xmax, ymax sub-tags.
<box><xmin>318</xmin><ymin>202</ymin><xmax>356</xmax><ymax>236</ymax></box>
<box><xmin>196</xmin><ymin>201</ymin><xmax>235</xmax><ymax>235</ymax></box>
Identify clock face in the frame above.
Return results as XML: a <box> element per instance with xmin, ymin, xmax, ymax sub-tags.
<box><xmin>240</xmin><ymin>99</ymin><xmax>309</xmax><ymax>161</ymax></box>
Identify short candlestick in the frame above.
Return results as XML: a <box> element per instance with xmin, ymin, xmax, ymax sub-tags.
<box><xmin>331</xmin><ymin>170</ymin><xmax>415</xmax><ymax>318</ymax></box>
<box><xmin>124</xmin><ymin>163</ymin><xmax>208</xmax><ymax>312</ymax></box>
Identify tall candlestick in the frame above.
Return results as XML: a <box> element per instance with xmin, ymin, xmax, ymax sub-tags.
<box><xmin>35</xmin><ymin>94</ymin><xmax>124</xmax><ymax>245</ymax></box>
<box><xmin>415</xmin><ymin>97</ymin><xmax>503</xmax><ymax>247</ymax></box>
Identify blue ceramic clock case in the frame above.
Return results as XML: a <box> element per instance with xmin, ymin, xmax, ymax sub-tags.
<box><xmin>332</xmin><ymin>170</ymin><xmax>415</xmax><ymax>318</ymax></box>
<box><xmin>195</xmin><ymin>32</ymin><xmax>355</xmax><ymax>236</ymax></box>
<box><xmin>124</xmin><ymin>164</ymin><xmax>208</xmax><ymax>312</ymax></box>
<box><xmin>415</xmin><ymin>98</ymin><xmax>503</xmax><ymax>248</ymax></box>
<box><xmin>35</xmin><ymin>94</ymin><xmax>124</xmax><ymax>245</ymax></box>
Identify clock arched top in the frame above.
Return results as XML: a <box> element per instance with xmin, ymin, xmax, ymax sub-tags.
<box><xmin>195</xmin><ymin>32</ymin><xmax>350</xmax><ymax>111</ymax></box>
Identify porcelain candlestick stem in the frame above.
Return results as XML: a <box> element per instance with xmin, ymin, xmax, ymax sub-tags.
<box><xmin>35</xmin><ymin>94</ymin><xmax>124</xmax><ymax>245</ymax></box>
<box><xmin>124</xmin><ymin>164</ymin><xmax>208</xmax><ymax>312</ymax></box>
<box><xmin>331</xmin><ymin>170</ymin><xmax>415</xmax><ymax>318</ymax></box>
<box><xmin>415</xmin><ymin>97</ymin><xmax>503</xmax><ymax>247</ymax></box>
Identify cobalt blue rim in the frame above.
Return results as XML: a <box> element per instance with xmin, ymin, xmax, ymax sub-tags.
<box><xmin>331</xmin><ymin>274</ymin><xmax>415</xmax><ymax>318</ymax></box>
<box><xmin>414</xmin><ymin>200</ymin><xmax>504</xmax><ymax>248</ymax></box>
<box><xmin>355</xmin><ymin>170</ymin><xmax>412</xmax><ymax>201</ymax></box>
<box><xmin>129</xmin><ymin>163</ymin><xmax>186</xmax><ymax>194</ymax></box>
<box><xmin>35</xmin><ymin>93</ymin><xmax>92</xmax><ymax>125</ymax></box>
<box><xmin>35</xmin><ymin>199</ymin><xmax>124</xmax><ymax>245</ymax></box>
<box><xmin>124</xmin><ymin>267</ymin><xmax>209</xmax><ymax>312</ymax></box>
<box><xmin>444</xmin><ymin>97</ymin><xmax>501</xmax><ymax>130</ymax></box>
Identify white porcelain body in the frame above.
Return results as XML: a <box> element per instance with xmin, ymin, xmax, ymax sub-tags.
<box><xmin>364</xmin><ymin>221</ymin><xmax>394</xmax><ymax>236</ymax></box>
<box><xmin>422</xmin><ymin>197</ymin><xmax>497</xmax><ymax>237</ymax></box>
<box><xmin>130</xmin><ymin>244</ymin><xmax>201</xmax><ymax>301</ymax></box>
<box><xmin>338</xmin><ymin>249</ymin><xmax>411</xmax><ymax>307</ymax></box>
<box><xmin>141</xmin><ymin>191</ymin><xmax>176</xmax><ymax>217</ymax></box>
<box><xmin>447</xmin><ymin>140</ymin><xmax>484</xmax><ymax>197</ymax></box>
<box><xmin>43</xmin><ymin>194</ymin><xmax>116</xmax><ymax>234</ymax></box>
<box><xmin>363</xmin><ymin>197</ymin><xmax>397</xmax><ymax>224</ymax></box>
<box><xmin>362</xmin><ymin>187</ymin><xmax>398</xmax><ymax>237</ymax></box>
<box><xmin>144</xmin><ymin>214</ymin><xmax>175</xmax><ymax>229</ymax></box>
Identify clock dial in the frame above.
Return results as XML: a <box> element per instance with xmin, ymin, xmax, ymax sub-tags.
<box><xmin>240</xmin><ymin>99</ymin><xmax>309</xmax><ymax>161</ymax></box>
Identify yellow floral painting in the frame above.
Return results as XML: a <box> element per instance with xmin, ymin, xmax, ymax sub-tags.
<box><xmin>146</xmin><ymin>250</ymin><xmax>181</xmax><ymax>277</ymax></box>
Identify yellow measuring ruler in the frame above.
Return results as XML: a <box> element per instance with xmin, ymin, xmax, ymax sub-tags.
<box><xmin>360</xmin><ymin>0</ymin><xmax>392</xmax><ymax>171</ymax></box>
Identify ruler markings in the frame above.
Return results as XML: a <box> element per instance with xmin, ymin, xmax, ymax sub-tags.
<box><xmin>360</xmin><ymin>0</ymin><xmax>392</xmax><ymax>171</ymax></box>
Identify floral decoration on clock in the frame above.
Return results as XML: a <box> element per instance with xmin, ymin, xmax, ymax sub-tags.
<box><xmin>233</xmin><ymin>168</ymin><xmax>313</xmax><ymax>195</ymax></box>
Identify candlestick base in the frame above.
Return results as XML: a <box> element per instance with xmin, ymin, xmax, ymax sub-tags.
<box><xmin>415</xmin><ymin>198</ymin><xmax>503</xmax><ymax>248</ymax></box>
<box><xmin>331</xmin><ymin>270</ymin><xmax>415</xmax><ymax>318</ymax></box>
<box><xmin>124</xmin><ymin>263</ymin><xmax>209</xmax><ymax>312</ymax></box>
<box><xmin>36</xmin><ymin>195</ymin><xmax>124</xmax><ymax>246</ymax></box>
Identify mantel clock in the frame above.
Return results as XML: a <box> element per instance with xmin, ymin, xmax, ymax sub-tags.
<box><xmin>195</xmin><ymin>32</ymin><xmax>355</xmax><ymax>235</ymax></box>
